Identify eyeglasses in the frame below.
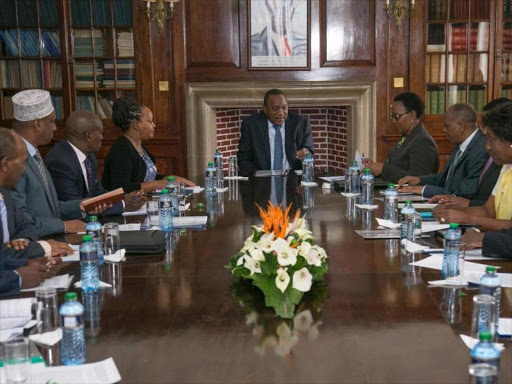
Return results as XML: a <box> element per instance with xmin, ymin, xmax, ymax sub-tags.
<box><xmin>390</xmin><ymin>110</ymin><xmax>411</xmax><ymax>121</ymax></box>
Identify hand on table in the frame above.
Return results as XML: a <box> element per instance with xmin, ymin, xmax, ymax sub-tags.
<box><xmin>428</xmin><ymin>194</ymin><xmax>470</xmax><ymax>208</ymax></box>
<box><xmin>17</xmin><ymin>263</ymin><xmax>47</xmax><ymax>289</ymax></box>
<box><xmin>462</xmin><ymin>229</ymin><xmax>484</xmax><ymax>250</ymax></box>
<box><xmin>4</xmin><ymin>239</ymin><xmax>29</xmax><ymax>250</ymax></box>
<box><xmin>397</xmin><ymin>176</ymin><xmax>421</xmax><ymax>188</ymax></box>
<box><xmin>433</xmin><ymin>208</ymin><xmax>469</xmax><ymax>224</ymax></box>
<box><xmin>64</xmin><ymin>219</ymin><xmax>86</xmax><ymax>234</ymax></box>
<box><xmin>46</xmin><ymin>239</ymin><xmax>75</xmax><ymax>256</ymax></box>
<box><xmin>398</xmin><ymin>185</ymin><xmax>424</xmax><ymax>195</ymax></box>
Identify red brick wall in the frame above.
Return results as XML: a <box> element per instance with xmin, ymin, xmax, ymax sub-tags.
<box><xmin>215</xmin><ymin>106</ymin><xmax>348</xmax><ymax>174</ymax></box>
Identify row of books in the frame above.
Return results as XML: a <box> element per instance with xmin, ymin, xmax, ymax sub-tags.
<box><xmin>117</xmin><ymin>31</ymin><xmax>134</xmax><ymax>57</ymax></box>
<box><xmin>75</xmin><ymin>93</ymin><xmax>114</xmax><ymax>118</ymax></box>
<box><xmin>505</xmin><ymin>0</ymin><xmax>512</xmax><ymax>18</ymax></box>
<box><xmin>103</xmin><ymin>59</ymin><xmax>135</xmax><ymax>88</ymax></box>
<box><xmin>75</xmin><ymin>62</ymin><xmax>96</xmax><ymax>88</ymax></box>
<box><xmin>72</xmin><ymin>0</ymin><xmax>132</xmax><ymax>27</ymax></box>
<box><xmin>50</xmin><ymin>94</ymin><xmax>63</xmax><ymax>119</ymax></box>
<box><xmin>0</xmin><ymin>30</ymin><xmax>62</xmax><ymax>57</ymax></box>
<box><xmin>502</xmin><ymin>53</ymin><xmax>512</xmax><ymax>82</ymax></box>
<box><xmin>0</xmin><ymin>0</ymin><xmax>58</xmax><ymax>28</ymax></box>
<box><xmin>503</xmin><ymin>26</ymin><xmax>512</xmax><ymax>50</ymax></box>
<box><xmin>42</xmin><ymin>31</ymin><xmax>61</xmax><ymax>57</ymax></box>
<box><xmin>426</xmin><ymin>53</ymin><xmax>487</xmax><ymax>83</ymax></box>
<box><xmin>0</xmin><ymin>60</ymin><xmax>20</xmax><ymax>88</ymax></box>
<box><xmin>76</xmin><ymin>94</ymin><xmax>96</xmax><ymax>113</ymax></box>
<box><xmin>500</xmin><ymin>87</ymin><xmax>512</xmax><ymax>99</ymax></box>
<box><xmin>426</xmin><ymin>87</ymin><xmax>487</xmax><ymax>114</ymax></box>
<box><xmin>73</xmin><ymin>30</ymin><xmax>108</xmax><ymax>57</ymax></box>
<box><xmin>427</xmin><ymin>22</ymin><xmax>489</xmax><ymax>52</ymax></box>
<box><xmin>428</xmin><ymin>0</ymin><xmax>490</xmax><ymax>21</ymax></box>
<box><xmin>1</xmin><ymin>59</ymin><xmax>63</xmax><ymax>89</ymax></box>
<box><xmin>20</xmin><ymin>60</ymin><xmax>42</xmax><ymax>88</ymax></box>
<box><xmin>42</xmin><ymin>61</ymin><xmax>62</xmax><ymax>88</ymax></box>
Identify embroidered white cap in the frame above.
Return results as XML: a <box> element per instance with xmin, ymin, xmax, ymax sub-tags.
<box><xmin>12</xmin><ymin>89</ymin><xmax>55</xmax><ymax>121</ymax></box>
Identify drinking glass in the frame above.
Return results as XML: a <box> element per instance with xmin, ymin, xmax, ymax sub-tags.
<box><xmin>177</xmin><ymin>182</ymin><xmax>186</xmax><ymax>202</ymax></box>
<box><xmin>471</xmin><ymin>294</ymin><xmax>497</xmax><ymax>340</ymax></box>
<box><xmin>146</xmin><ymin>196</ymin><xmax>160</xmax><ymax>227</ymax></box>
<box><xmin>303</xmin><ymin>186</ymin><xmax>314</xmax><ymax>209</ymax></box>
<box><xmin>36</xmin><ymin>288</ymin><xmax>58</xmax><ymax>333</ymax></box>
<box><xmin>468</xmin><ymin>363</ymin><xmax>498</xmax><ymax>384</ymax></box>
<box><xmin>445</xmin><ymin>242</ymin><xmax>466</xmax><ymax>283</ymax></box>
<box><xmin>406</xmin><ymin>213</ymin><xmax>422</xmax><ymax>243</ymax></box>
<box><xmin>103</xmin><ymin>223</ymin><xmax>120</xmax><ymax>255</ymax></box>
<box><xmin>3</xmin><ymin>337</ymin><xmax>29</xmax><ymax>384</ymax></box>
<box><xmin>228</xmin><ymin>156</ymin><xmax>238</xmax><ymax>178</ymax></box>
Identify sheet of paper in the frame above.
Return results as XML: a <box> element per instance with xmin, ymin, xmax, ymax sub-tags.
<box><xmin>0</xmin><ymin>327</ymin><xmax>24</xmax><ymax>342</ymax></box>
<box><xmin>355</xmin><ymin>204</ymin><xmax>379</xmax><ymax>210</ymax></box>
<box><xmin>319</xmin><ymin>175</ymin><xmax>345</xmax><ymax>182</ymax></box>
<box><xmin>122</xmin><ymin>205</ymin><xmax>147</xmax><ymax>216</ymax></box>
<box><xmin>355</xmin><ymin>229</ymin><xmax>401</xmax><ymax>239</ymax></box>
<box><xmin>0</xmin><ymin>298</ymin><xmax>35</xmax><ymax>319</ymax></box>
<box><xmin>341</xmin><ymin>192</ymin><xmax>360</xmax><ymax>198</ymax></box>
<box><xmin>224</xmin><ymin>176</ymin><xmax>249</xmax><ymax>181</ymax></box>
<box><xmin>21</xmin><ymin>274</ymin><xmax>73</xmax><ymax>292</ymax></box>
<box><xmin>459</xmin><ymin>334</ymin><xmax>504</xmax><ymax>350</ymax></box>
<box><xmin>464</xmin><ymin>271</ymin><xmax>512</xmax><ymax>288</ymax></box>
<box><xmin>0</xmin><ymin>316</ymin><xmax>32</xmax><ymax>330</ymax></box>
<box><xmin>254</xmin><ymin>170</ymin><xmax>287</xmax><ymax>177</ymax></box>
<box><xmin>74</xmin><ymin>281</ymin><xmax>112</xmax><ymax>289</ymax></box>
<box><xmin>498</xmin><ymin>318</ymin><xmax>512</xmax><ymax>337</ymax></box>
<box><xmin>26</xmin><ymin>357</ymin><xmax>121</xmax><ymax>384</ymax></box>
<box><xmin>410</xmin><ymin>255</ymin><xmax>498</xmax><ymax>273</ymax></box>
<box><xmin>104</xmin><ymin>249</ymin><xmax>126</xmax><ymax>263</ymax></box>
<box><xmin>173</xmin><ymin>216</ymin><xmax>208</xmax><ymax>228</ymax></box>
<box><xmin>421</xmin><ymin>222</ymin><xmax>450</xmax><ymax>233</ymax></box>
<box><xmin>428</xmin><ymin>279</ymin><xmax>468</xmax><ymax>287</ymax></box>
<box><xmin>119</xmin><ymin>223</ymin><xmax>141</xmax><ymax>231</ymax></box>
<box><xmin>62</xmin><ymin>253</ymin><xmax>80</xmax><ymax>262</ymax></box>
<box><xmin>398</xmin><ymin>203</ymin><xmax>438</xmax><ymax>209</ymax></box>
<box><xmin>403</xmin><ymin>240</ymin><xmax>430</xmax><ymax>253</ymax></box>
<box><xmin>186</xmin><ymin>186</ymin><xmax>205</xmax><ymax>194</ymax></box>
<box><xmin>29</xmin><ymin>327</ymin><xmax>62</xmax><ymax>346</ymax></box>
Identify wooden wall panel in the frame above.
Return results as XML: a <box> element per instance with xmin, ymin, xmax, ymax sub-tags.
<box><xmin>185</xmin><ymin>0</ymin><xmax>240</xmax><ymax>68</ymax></box>
<box><xmin>319</xmin><ymin>0</ymin><xmax>375</xmax><ymax>67</ymax></box>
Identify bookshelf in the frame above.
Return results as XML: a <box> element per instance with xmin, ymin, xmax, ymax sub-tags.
<box><xmin>499</xmin><ymin>1</ymin><xmax>512</xmax><ymax>98</ymax></box>
<box><xmin>0</xmin><ymin>0</ymin><xmax>135</xmax><ymax>121</ymax></box>
<box><xmin>425</xmin><ymin>0</ymin><xmax>492</xmax><ymax>115</ymax></box>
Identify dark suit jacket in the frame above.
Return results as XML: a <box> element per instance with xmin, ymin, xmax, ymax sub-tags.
<box><xmin>0</xmin><ymin>243</ymin><xmax>44</xmax><ymax>297</ymax></box>
<box><xmin>419</xmin><ymin>129</ymin><xmax>489</xmax><ymax>198</ymax></box>
<box><xmin>0</xmin><ymin>187</ymin><xmax>38</xmax><ymax>241</ymax></box>
<box><xmin>381</xmin><ymin>122</ymin><xmax>439</xmax><ymax>183</ymax></box>
<box><xmin>237</xmin><ymin>112</ymin><xmax>314</xmax><ymax>176</ymax></box>
<box><xmin>45</xmin><ymin>140</ymin><xmax>123</xmax><ymax>216</ymax></box>
<box><xmin>482</xmin><ymin>227</ymin><xmax>512</xmax><ymax>259</ymax></box>
<box><xmin>102</xmin><ymin>136</ymin><xmax>164</xmax><ymax>194</ymax></box>
<box><xmin>251</xmin><ymin>27</ymin><xmax>307</xmax><ymax>57</ymax></box>
<box><xmin>469</xmin><ymin>162</ymin><xmax>502</xmax><ymax>207</ymax></box>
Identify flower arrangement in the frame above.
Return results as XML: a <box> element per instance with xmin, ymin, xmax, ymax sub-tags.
<box><xmin>226</xmin><ymin>203</ymin><xmax>328</xmax><ymax>318</ymax></box>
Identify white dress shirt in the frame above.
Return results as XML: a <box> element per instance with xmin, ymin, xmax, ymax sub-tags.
<box><xmin>68</xmin><ymin>141</ymin><xmax>89</xmax><ymax>191</ymax></box>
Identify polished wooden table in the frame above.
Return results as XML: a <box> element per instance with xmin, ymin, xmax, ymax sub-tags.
<box><xmin>41</xmin><ymin>176</ymin><xmax>512</xmax><ymax>383</ymax></box>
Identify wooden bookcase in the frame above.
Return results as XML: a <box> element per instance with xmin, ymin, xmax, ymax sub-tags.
<box><xmin>0</xmin><ymin>0</ymin><xmax>135</xmax><ymax>121</ymax></box>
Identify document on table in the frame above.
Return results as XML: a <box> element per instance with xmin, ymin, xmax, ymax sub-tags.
<box><xmin>26</xmin><ymin>357</ymin><xmax>121</xmax><ymax>384</ymax></box>
<box><xmin>173</xmin><ymin>216</ymin><xmax>207</xmax><ymax>228</ymax></box>
<box><xmin>319</xmin><ymin>175</ymin><xmax>345</xmax><ymax>182</ymax></box>
<box><xmin>122</xmin><ymin>205</ymin><xmax>147</xmax><ymax>216</ymax></box>
<box><xmin>21</xmin><ymin>274</ymin><xmax>73</xmax><ymax>292</ymax></box>
<box><xmin>0</xmin><ymin>298</ymin><xmax>35</xmax><ymax>318</ymax></box>
<box><xmin>255</xmin><ymin>170</ymin><xmax>288</xmax><ymax>177</ymax></box>
<box><xmin>498</xmin><ymin>318</ymin><xmax>512</xmax><ymax>337</ymax></box>
<box><xmin>409</xmin><ymin>255</ymin><xmax>498</xmax><ymax>273</ymax></box>
<box><xmin>398</xmin><ymin>203</ymin><xmax>438</xmax><ymax>209</ymax></box>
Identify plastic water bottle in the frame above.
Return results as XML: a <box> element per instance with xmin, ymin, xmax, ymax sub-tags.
<box><xmin>205</xmin><ymin>162</ymin><xmax>217</xmax><ymax>196</ymax></box>
<box><xmin>214</xmin><ymin>149</ymin><xmax>224</xmax><ymax>188</ymax></box>
<box><xmin>85</xmin><ymin>216</ymin><xmax>103</xmax><ymax>266</ymax></box>
<box><xmin>159</xmin><ymin>189</ymin><xmax>173</xmax><ymax>232</ymax></box>
<box><xmin>349</xmin><ymin>161</ymin><xmax>360</xmax><ymax>193</ymax></box>
<box><xmin>361</xmin><ymin>168</ymin><xmax>374</xmax><ymax>205</ymax></box>
<box><xmin>480</xmin><ymin>266</ymin><xmax>501</xmax><ymax>336</ymax></box>
<box><xmin>442</xmin><ymin>223</ymin><xmax>461</xmax><ymax>279</ymax></box>
<box><xmin>79</xmin><ymin>235</ymin><xmax>99</xmax><ymax>292</ymax></box>
<box><xmin>60</xmin><ymin>292</ymin><xmax>86</xmax><ymax>365</ymax></box>
<box><xmin>383</xmin><ymin>184</ymin><xmax>398</xmax><ymax>223</ymax></box>
<box><xmin>302</xmin><ymin>153</ymin><xmax>314</xmax><ymax>183</ymax></box>
<box><xmin>165</xmin><ymin>176</ymin><xmax>179</xmax><ymax>216</ymax></box>
<box><xmin>468</xmin><ymin>363</ymin><xmax>498</xmax><ymax>384</ymax></box>
<box><xmin>470</xmin><ymin>331</ymin><xmax>500</xmax><ymax>370</ymax></box>
<box><xmin>400</xmin><ymin>200</ymin><xmax>415</xmax><ymax>247</ymax></box>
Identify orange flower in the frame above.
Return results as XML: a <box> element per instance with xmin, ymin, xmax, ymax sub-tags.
<box><xmin>256</xmin><ymin>202</ymin><xmax>301</xmax><ymax>239</ymax></box>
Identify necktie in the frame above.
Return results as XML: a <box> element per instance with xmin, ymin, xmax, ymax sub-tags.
<box><xmin>282</xmin><ymin>37</ymin><xmax>292</xmax><ymax>56</ymax></box>
<box><xmin>273</xmin><ymin>125</ymin><xmax>283</xmax><ymax>170</ymax></box>
<box><xmin>84</xmin><ymin>157</ymin><xmax>95</xmax><ymax>197</ymax></box>
<box><xmin>33</xmin><ymin>150</ymin><xmax>51</xmax><ymax>195</ymax></box>
<box><xmin>494</xmin><ymin>167</ymin><xmax>512</xmax><ymax>220</ymax></box>
<box><xmin>0</xmin><ymin>193</ymin><xmax>10</xmax><ymax>243</ymax></box>
<box><xmin>479</xmin><ymin>156</ymin><xmax>494</xmax><ymax>184</ymax></box>
<box><xmin>446</xmin><ymin>149</ymin><xmax>462</xmax><ymax>184</ymax></box>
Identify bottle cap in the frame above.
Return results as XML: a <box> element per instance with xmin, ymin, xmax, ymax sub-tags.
<box><xmin>486</xmin><ymin>266</ymin><xmax>497</xmax><ymax>273</ymax></box>
<box><xmin>167</xmin><ymin>176</ymin><xmax>174</xmax><ymax>181</ymax></box>
<box><xmin>89</xmin><ymin>215</ymin><xmax>97</xmax><ymax>222</ymax></box>
<box><xmin>449</xmin><ymin>223</ymin><xmax>459</xmax><ymax>228</ymax></box>
<box><xmin>82</xmin><ymin>235</ymin><xmax>92</xmax><ymax>242</ymax></box>
<box><xmin>64</xmin><ymin>292</ymin><xmax>77</xmax><ymax>301</ymax></box>
<box><xmin>478</xmin><ymin>331</ymin><xmax>492</xmax><ymax>341</ymax></box>
<box><xmin>161</xmin><ymin>189</ymin><xmax>168</xmax><ymax>194</ymax></box>
<box><xmin>208</xmin><ymin>161</ymin><xmax>214</xmax><ymax>166</ymax></box>
<box><xmin>388</xmin><ymin>184</ymin><xmax>395</xmax><ymax>188</ymax></box>
<box><xmin>404</xmin><ymin>200</ymin><xmax>412</xmax><ymax>205</ymax></box>
<box><xmin>364</xmin><ymin>168</ymin><xmax>371</xmax><ymax>174</ymax></box>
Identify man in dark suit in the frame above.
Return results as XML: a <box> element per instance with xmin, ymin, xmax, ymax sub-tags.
<box><xmin>482</xmin><ymin>228</ymin><xmax>512</xmax><ymax>258</ymax></box>
<box><xmin>398</xmin><ymin>103</ymin><xmax>489</xmax><ymax>198</ymax></box>
<box><xmin>45</xmin><ymin>111</ymin><xmax>144</xmax><ymax>215</ymax></box>
<box><xmin>0</xmin><ymin>127</ymin><xmax>73</xmax><ymax>296</ymax></box>
<box><xmin>237</xmin><ymin>89</ymin><xmax>314</xmax><ymax>176</ymax></box>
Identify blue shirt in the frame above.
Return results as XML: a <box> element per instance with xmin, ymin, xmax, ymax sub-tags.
<box><xmin>267</xmin><ymin>120</ymin><xmax>290</xmax><ymax>170</ymax></box>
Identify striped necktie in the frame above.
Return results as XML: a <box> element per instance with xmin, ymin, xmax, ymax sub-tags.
<box><xmin>84</xmin><ymin>157</ymin><xmax>95</xmax><ymax>197</ymax></box>
<box><xmin>273</xmin><ymin>125</ymin><xmax>283</xmax><ymax>170</ymax></box>
<box><xmin>0</xmin><ymin>193</ymin><xmax>10</xmax><ymax>243</ymax></box>
<box><xmin>33</xmin><ymin>150</ymin><xmax>52</xmax><ymax>195</ymax></box>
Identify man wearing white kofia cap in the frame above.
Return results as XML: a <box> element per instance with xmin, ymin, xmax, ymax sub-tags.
<box><xmin>9</xmin><ymin>89</ymin><xmax>107</xmax><ymax>237</ymax></box>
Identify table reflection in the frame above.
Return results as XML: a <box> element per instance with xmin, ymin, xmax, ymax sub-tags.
<box><xmin>440</xmin><ymin>287</ymin><xmax>462</xmax><ymax>325</ymax></box>
<box><xmin>401</xmin><ymin>250</ymin><xmax>422</xmax><ymax>288</ymax></box>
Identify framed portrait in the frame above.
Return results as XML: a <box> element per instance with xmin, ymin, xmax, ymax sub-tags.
<box><xmin>248</xmin><ymin>0</ymin><xmax>310</xmax><ymax>70</ymax></box>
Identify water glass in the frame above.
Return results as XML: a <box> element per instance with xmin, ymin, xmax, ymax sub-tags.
<box><xmin>445</xmin><ymin>242</ymin><xmax>466</xmax><ymax>283</ymax></box>
<box><xmin>3</xmin><ymin>337</ymin><xmax>29</xmax><ymax>384</ymax></box>
<box><xmin>471</xmin><ymin>294</ymin><xmax>497</xmax><ymax>340</ymax></box>
<box><xmin>362</xmin><ymin>210</ymin><xmax>372</xmax><ymax>231</ymax></box>
<box><xmin>177</xmin><ymin>182</ymin><xmax>186</xmax><ymax>201</ymax></box>
<box><xmin>228</xmin><ymin>156</ymin><xmax>238</xmax><ymax>177</ymax></box>
<box><xmin>36</xmin><ymin>288</ymin><xmax>58</xmax><ymax>333</ymax></box>
<box><xmin>103</xmin><ymin>223</ymin><xmax>120</xmax><ymax>255</ymax></box>
<box><xmin>468</xmin><ymin>363</ymin><xmax>498</xmax><ymax>384</ymax></box>
<box><xmin>146</xmin><ymin>196</ymin><xmax>160</xmax><ymax>227</ymax></box>
<box><xmin>406</xmin><ymin>213</ymin><xmax>422</xmax><ymax>243</ymax></box>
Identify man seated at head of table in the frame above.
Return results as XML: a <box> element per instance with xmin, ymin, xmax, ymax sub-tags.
<box><xmin>237</xmin><ymin>89</ymin><xmax>314</xmax><ymax>176</ymax></box>
<box><xmin>427</xmin><ymin>98</ymin><xmax>510</xmax><ymax>209</ymax></box>
<box><xmin>9</xmin><ymin>90</ymin><xmax>109</xmax><ymax>238</ymax></box>
<box><xmin>397</xmin><ymin>103</ymin><xmax>489</xmax><ymax>199</ymax></box>
<box><xmin>363</xmin><ymin>92</ymin><xmax>439</xmax><ymax>183</ymax></box>
<box><xmin>0</xmin><ymin>128</ymin><xmax>74</xmax><ymax>296</ymax></box>
<box><xmin>44</xmin><ymin>110</ymin><xmax>146</xmax><ymax>215</ymax></box>
<box><xmin>101</xmin><ymin>97</ymin><xmax>195</xmax><ymax>194</ymax></box>
<box><xmin>433</xmin><ymin>102</ymin><xmax>512</xmax><ymax>239</ymax></box>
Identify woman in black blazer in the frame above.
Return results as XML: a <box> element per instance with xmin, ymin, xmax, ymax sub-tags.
<box><xmin>364</xmin><ymin>92</ymin><xmax>439</xmax><ymax>183</ymax></box>
<box><xmin>102</xmin><ymin>98</ymin><xmax>194</xmax><ymax>193</ymax></box>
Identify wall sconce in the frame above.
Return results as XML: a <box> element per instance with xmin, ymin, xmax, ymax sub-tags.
<box><xmin>143</xmin><ymin>0</ymin><xmax>180</xmax><ymax>31</ymax></box>
<box><xmin>385</xmin><ymin>0</ymin><xmax>415</xmax><ymax>27</ymax></box>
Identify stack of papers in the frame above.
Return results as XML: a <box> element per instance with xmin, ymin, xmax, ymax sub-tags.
<box><xmin>21</xmin><ymin>274</ymin><xmax>73</xmax><ymax>292</ymax></box>
<box><xmin>0</xmin><ymin>298</ymin><xmax>36</xmax><ymax>342</ymax></box>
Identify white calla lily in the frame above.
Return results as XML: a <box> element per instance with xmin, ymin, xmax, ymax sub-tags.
<box><xmin>305</xmin><ymin>248</ymin><xmax>322</xmax><ymax>267</ymax></box>
<box><xmin>248</xmin><ymin>246</ymin><xmax>265</xmax><ymax>261</ymax></box>
<box><xmin>258</xmin><ymin>233</ymin><xmax>275</xmax><ymax>254</ymax></box>
<box><xmin>312</xmin><ymin>245</ymin><xmax>327</xmax><ymax>260</ymax></box>
<box><xmin>297</xmin><ymin>241</ymin><xmax>312</xmax><ymax>257</ymax></box>
<box><xmin>273</xmin><ymin>237</ymin><xmax>297</xmax><ymax>266</ymax></box>
<box><xmin>236</xmin><ymin>255</ymin><xmax>249</xmax><ymax>266</ymax></box>
<box><xmin>275</xmin><ymin>269</ymin><xmax>290</xmax><ymax>293</ymax></box>
<box><xmin>244</xmin><ymin>257</ymin><xmax>262</xmax><ymax>275</ymax></box>
<box><xmin>292</xmin><ymin>267</ymin><xmax>313</xmax><ymax>292</ymax></box>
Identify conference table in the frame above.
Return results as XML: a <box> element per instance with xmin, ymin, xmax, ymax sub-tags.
<box><xmin>38</xmin><ymin>175</ymin><xmax>512</xmax><ymax>383</ymax></box>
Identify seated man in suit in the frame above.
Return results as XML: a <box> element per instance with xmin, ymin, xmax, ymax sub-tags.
<box><xmin>433</xmin><ymin>102</ymin><xmax>512</xmax><ymax>233</ymax></box>
<box><xmin>9</xmin><ymin>90</ymin><xmax>107</xmax><ymax>238</ymax></box>
<box><xmin>428</xmin><ymin>98</ymin><xmax>510</xmax><ymax>208</ymax></box>
<box><xmin>397</xmin><ymin>103</ymin><xmax>489</xmax><ymax>198</ymax></box>
<box><xmin>45</xmin><ymin>110</ymin><xmax>145</xmax><ymax>215</ymax></box>
<box><xmin>237</xmin><ymin>89</ymin><xmax>314</xmax><ymax>175</ymax></box>
<box><xmin>0</xmin><ymin>127</ymin><xmax>74</xmax><ymax>296</ymax></box>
